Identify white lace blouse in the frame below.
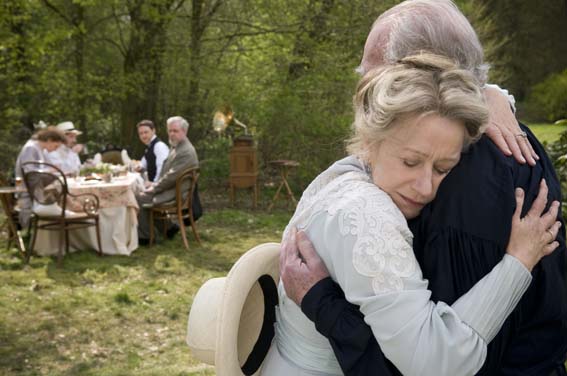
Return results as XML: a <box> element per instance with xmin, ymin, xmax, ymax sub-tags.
<box><xmin>271</xmin><ymin>156</ymin><xmax>532</xmax><ymax>376</ymax></box>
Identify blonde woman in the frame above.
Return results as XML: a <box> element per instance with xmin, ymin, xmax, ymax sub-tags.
<box><xmin>260</xmin><ymin>54</ymin><xmax>561</xmax><ymax>376</ymax></box>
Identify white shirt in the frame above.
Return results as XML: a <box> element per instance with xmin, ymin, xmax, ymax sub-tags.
<box><xmin>266</xmin><ymin>156</ymin><xmax>532</xmax><ymax>376</ymax></box>
<box><xmin>485</xmin><ymin>83</ymin><xmax>516</xmax><ymax>112</ymax></box>
<box><xmin>46</xmin><ymin>145</ymin><xmax>81</xmax><ymax>175</ymax></box>
<box><xmin>140</xmin><ymin>135</ymin><xmax>169</xmax><ymax>182</ymax></box>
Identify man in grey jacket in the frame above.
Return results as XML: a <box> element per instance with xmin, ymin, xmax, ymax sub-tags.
<box><xmin>136</xmin><ymin>116</ymin><xmax>199</xmax><ymax>242</ymax></box>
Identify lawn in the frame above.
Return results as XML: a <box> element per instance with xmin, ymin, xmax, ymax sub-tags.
<box><xmin>0</xmin><ymin>189</ymin><xmax>292</xmax><ymax>375</ymax></box>
<box><xmin>526</xmin><ymin>122</ymin><xmax>567</xmax><ymax>144</ymax></box>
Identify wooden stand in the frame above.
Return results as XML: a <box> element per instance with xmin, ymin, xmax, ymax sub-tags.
<box><xmin>268</xmin><ymin>160</ymin><xmax>299</xmax><ymax>211</ymax></box>
<box><xmin>229</xmin><ymin>136</ymin><xmax>258</xmax><ymax>208</ymax></box>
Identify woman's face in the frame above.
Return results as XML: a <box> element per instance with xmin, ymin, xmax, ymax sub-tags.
<box><xmin>369</xmin><ymin>113</ymin><xmax>465</xmax><ymax>219</ymax></box>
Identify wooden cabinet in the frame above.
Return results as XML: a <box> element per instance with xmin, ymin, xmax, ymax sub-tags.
<box><xmin>229</xmin><ymin>136</ymin><xmax>258</xmax><ymax>207</ymax></box>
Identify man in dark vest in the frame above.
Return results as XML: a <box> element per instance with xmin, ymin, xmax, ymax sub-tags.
<box><xmin>136</xmin><ymin>116</ymin><xmax>200</xmax><ymax>243</ymax></box>
<box><xmin>136</xmin><ymin>119</ymin><xmax>169</xmax><ymax>184</ymax></box>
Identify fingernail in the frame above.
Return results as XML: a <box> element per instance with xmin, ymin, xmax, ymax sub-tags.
<box><xmin>515</xmin><ymin>188</ymin><xmax>523</xmax><ymax>197</ymax></box>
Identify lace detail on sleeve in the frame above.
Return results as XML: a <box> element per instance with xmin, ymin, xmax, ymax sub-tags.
<box><xmin>328</xmin><ymin>182</ymin><xmax>417</xmax><ymax>294</ymax></box>
<box><xmin>288</xmin><ymin>168</ymin><xmax>417</xmax><ymax>295</ymax></box>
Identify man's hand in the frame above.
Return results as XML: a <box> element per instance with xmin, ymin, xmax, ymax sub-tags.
<box><xmin>484</xmin><ymin>86</ymin><xmax>538</xmax><ymax>166</ymax></box>
<box><xmin>144</xmin><ymin>181</ymin><xmax>154</xmax><ymax>190</ymax></box>
<box><xmin>280</xmin><ymin>227</ymin><xmax>330</xmax><ymax>306</ymax></box>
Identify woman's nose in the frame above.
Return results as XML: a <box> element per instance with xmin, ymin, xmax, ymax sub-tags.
<box><xmin>413</xmin><ymin>169</ymin><xmax>434</xmax><ymax>198</ymax></box>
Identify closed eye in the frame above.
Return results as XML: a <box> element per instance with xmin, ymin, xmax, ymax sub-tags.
<box><xmin>403</xmin><ymin>160</ymin><xmax>419</xmax><ymax>167</ymax></box>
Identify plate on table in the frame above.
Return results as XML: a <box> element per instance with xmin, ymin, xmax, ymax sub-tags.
<box><xmin>79</xmin><ymin>180</ymin><xmax>101</xmax><ymax>186</ymax></box>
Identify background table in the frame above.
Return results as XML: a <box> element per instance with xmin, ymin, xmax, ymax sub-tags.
<box><xmin>0</xmin><ymin>186</ymin><xmax>26</xmax><ymax>255</ymax></box>
<box><xmin>34</xmin><ymin>174</ymin><xmax>143</xmax><ymax>256</ymax></box>
<box><xmin>267</xmin><ymin>160</ymin><xmax>299</xmax><ymax>210</ymax></box>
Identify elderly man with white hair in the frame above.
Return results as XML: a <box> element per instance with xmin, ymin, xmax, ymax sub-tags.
<box><xmin>276</xmin><ymin>0</ymin><xmax>567</xmax><ymax>375</ymax></box>
<box><xmin>136</xmin><ymin>116</ymin><xmax>199</xmax><ymax>243</ymax></box>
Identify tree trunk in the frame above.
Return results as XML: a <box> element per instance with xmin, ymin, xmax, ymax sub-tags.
<box><xmin>72</xmin><ymin>2</ymin><xmax>88</xmax><ymax>138</ymax></box>
<box><xmin>120</xmin><ymin>0</ymin><xmax>177</xmax><ymax>155</ymax></box>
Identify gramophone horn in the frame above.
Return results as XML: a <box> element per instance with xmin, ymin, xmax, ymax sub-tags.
<box><xmin>211</xmin><ymin>105</ymin><xmax>249</xmax><ymax>135</ymax></box>
<box><xmin>212</xmin><ymin>111</ymin><xmax>229</xmax><ymax>133</ymax></box>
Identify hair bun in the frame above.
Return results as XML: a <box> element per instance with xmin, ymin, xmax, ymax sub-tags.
<box><xmin>399</xmin><ymin>52</ymin><xmax>458</xmax><ymax>72</ymax></box>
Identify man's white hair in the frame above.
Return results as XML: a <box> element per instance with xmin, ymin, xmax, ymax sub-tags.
<box><xmin>167</xmin><ymin>116</ymin><xmax>190</xmax><ymax>131</ymax></box>
<box><xmin>359</xmin><ymin>0</ymin><xmax>488</xmax><ymax>85</ymax></box>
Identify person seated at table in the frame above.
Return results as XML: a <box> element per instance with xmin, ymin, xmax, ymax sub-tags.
<box><xmin>136</xmin><ymin>116</ymin><xmax>199</xmax><ymax>244</ymax></box>
<box><xmin>135</xmin><ymin>119</ymin><xmax>169</xmax><ymax>184</ymax></box>
<box><xmin>45</xmin><ymin>121</ymin><xmax>83</xmax><ymax>176</ymax></box>
<box><xmin>15</xmin><ymin>127</ymin><xmax>67</xmax><ymax>228</ymax></box>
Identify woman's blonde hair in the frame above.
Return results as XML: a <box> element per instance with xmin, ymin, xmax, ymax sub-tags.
<box><xmin>347</xmin><ymin>52</ymin><xmax>488</xmax><ymax>160</ymax></box>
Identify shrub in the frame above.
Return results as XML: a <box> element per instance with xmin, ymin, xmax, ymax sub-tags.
<box><xmin>526</xmin><ymin>70</ymin><xmax>567</xmax><ymax>122</ymax></box>
<box><xmin>544</xmin><ymin>129</ymin><xmax>567</xmax><ymax>217</ymax></box>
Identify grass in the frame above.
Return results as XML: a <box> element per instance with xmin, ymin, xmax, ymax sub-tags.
<box><xmin>525</xmin><ymin>122</ymin><xmax>567</xmax><ymax>144</ymax></box>
<box><xmin>0</xmin><ymin>188</ymin><xmax>293</xmax><ymax>375</ymax></box>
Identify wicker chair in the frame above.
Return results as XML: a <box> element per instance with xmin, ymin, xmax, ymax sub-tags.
<box><xmin>149</xmin><ymin>167</ymin><xmax>201</xmax><ymax>250</ymax></box>
<box><xmin>21</xmin><ymin>161</ymin><xmax>102</xmax><ymax>264</ymax></box>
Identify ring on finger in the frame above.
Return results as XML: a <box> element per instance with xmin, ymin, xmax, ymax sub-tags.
<box><xmin>515</xmin><ymin>131</ymin><xmax>528</xmax><ymax>139</ymax></box>
<box><xmin>546</xmin><ymin>228</ymin><xmax>555</xmax><ymax>242</ymax></box>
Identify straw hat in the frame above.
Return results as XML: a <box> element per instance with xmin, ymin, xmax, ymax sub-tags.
<box><xmin>56</xmin><ymin>121</ymin><xmax>82</xmax><ymax>135</ymax></box>
<box><xmin>187</xmin><ymin>243</ymin><xmax>280</xmax><ymax>376</ymax></box>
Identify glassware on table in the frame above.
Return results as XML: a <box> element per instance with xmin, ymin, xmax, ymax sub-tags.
<box><xmin>14</xmin><ymin>177</ymin><xmax>23</xmax><ymax>190</ymax></box>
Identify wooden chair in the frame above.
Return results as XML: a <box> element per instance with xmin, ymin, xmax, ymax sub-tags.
<box><xmin>21</xmin><ymin>161</ymin><xmax>103</xmax><ymax>264</ymax></box>
<box><xmin>149</xmin><ymin>167</ymin><xmax>201</xmax><ymax>250</ymax></box>
<box><xmin>100</xmin><ymin>150</ymin><xmax>123</xmax><ymax>165</ymax></box>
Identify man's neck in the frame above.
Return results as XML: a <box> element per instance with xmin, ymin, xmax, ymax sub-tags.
<box><xmin>145</xmin><ymin>135</ymin><xmax>157</xmax><ymax>146</ymax></box>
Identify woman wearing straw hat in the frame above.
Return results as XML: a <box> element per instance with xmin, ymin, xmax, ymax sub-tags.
<box><xmin>255</xmin><ymin>54</ymin><xmax>562</xmax><ymax>376</ymax></box>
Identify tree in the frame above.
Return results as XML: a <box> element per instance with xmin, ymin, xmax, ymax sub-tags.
<box><xmin>118</xmin><ymin>0</ymin><xmax>185</xmax><ymax>151</ymax></box>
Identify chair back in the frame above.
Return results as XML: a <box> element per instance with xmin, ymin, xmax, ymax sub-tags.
<box><xmin>175</xmin><ymin>167</ymin><xmax>200</xmax><ymax>213</ymax></box>
<box><xmin>21</xmin><ymin>161</ymin><xmax>68</xmax><ymax>209</ymax></box>
<box><xmin>100</xmin><ymin>150</ymin><xmax>123</xmax><ymax>165</ymax></box>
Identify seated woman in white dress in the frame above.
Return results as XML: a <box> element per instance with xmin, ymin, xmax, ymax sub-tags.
<box><xmin>14</xmin><ymin>127</ymin><xmax>67</xmax><ymax>228</ymax></box>
<box><xmin>260</xmin><ymin>54</ymin><xmax>561</xmax><ymax>376</ymax></box>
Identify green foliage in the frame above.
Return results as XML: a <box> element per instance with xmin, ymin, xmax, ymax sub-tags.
<box><xmin>543</xmin><ymin>129</ymin><xmax>567</xmax><ymax>217</ymax></box>
<box><xmin>79</xmin><ymin>163</ymin><xmax>112</xmax><ymax>176</ymax></box>
<box><xmin>1</xmin><ymin>0</ymin><xmax>566</xmax><ymax>190</ymax></box>
<box><xmin>469</xmin><ymin>0</ymin><xmax>567</xmax><ymax>101</ymax></box>
<box><xmin>113</xmin><ymin>292</ymin><xmax>134</xmax><ymax>305</ymax></box>
<box><xmin>526</xmin><ymin>70</ymin><xmax>567</xmax><ymax>122</ymax></box>
<box><xmin>196</xmin><ymin>136</ymin><xmax>231</xmax><ymax>188</ymax></box>
<box><xmin>526</xmin><ymin>123</ymin><xmax>567</xmax><ymax>144</ymax></box>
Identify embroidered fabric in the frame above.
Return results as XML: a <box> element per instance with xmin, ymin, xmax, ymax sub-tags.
<box><xmin>285</xmin><ymin>158</ymin><xmax>416</xmax><ymax>294</ymax></box>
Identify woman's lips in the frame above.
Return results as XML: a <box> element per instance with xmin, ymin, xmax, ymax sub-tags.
<box><xmin>399</xmin><ymin>193</ymin><xmax>425</xmax><ymax>209</ymax></box>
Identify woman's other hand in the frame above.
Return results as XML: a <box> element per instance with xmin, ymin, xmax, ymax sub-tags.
<box><xmin>280</xmin><ymin>228</ymin><xmax>330</xmax><ymax>306</ymax></box>
<box><xmin>484</xmin><ymin>86</ymin><xmax>538</xmax><ymax>166</ymax></box>
<box><xmin>506</xmin><ymin>179</ymin><xmax>561</xmax><ymax>271</ymax></box>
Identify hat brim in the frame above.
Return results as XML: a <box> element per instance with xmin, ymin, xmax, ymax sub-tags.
<box><xmin>215</xmin><ymin>242</ymin><xmax>280</xmax><ymax>376</ymax></box>
<box><xmin>65</xmin><ymin>130</ymin><xmax>82</xmax><ymax>135</ymax></box>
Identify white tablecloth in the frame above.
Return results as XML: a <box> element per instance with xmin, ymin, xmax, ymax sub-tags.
<box><xmin>34</xmin><ymin>173</ymin><xmax>143</xmax><ymax>256</ymax></box>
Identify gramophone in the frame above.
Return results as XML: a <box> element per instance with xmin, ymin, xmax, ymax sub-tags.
<box><xmin>212</xmin><ymin>105</ymin><xmax>258</xmax><ymax>207</ymax></box>
<box><xmin>212</xmin><ymin>105</ymin><xmax>249</xmax><ymax>136</ymax></box>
